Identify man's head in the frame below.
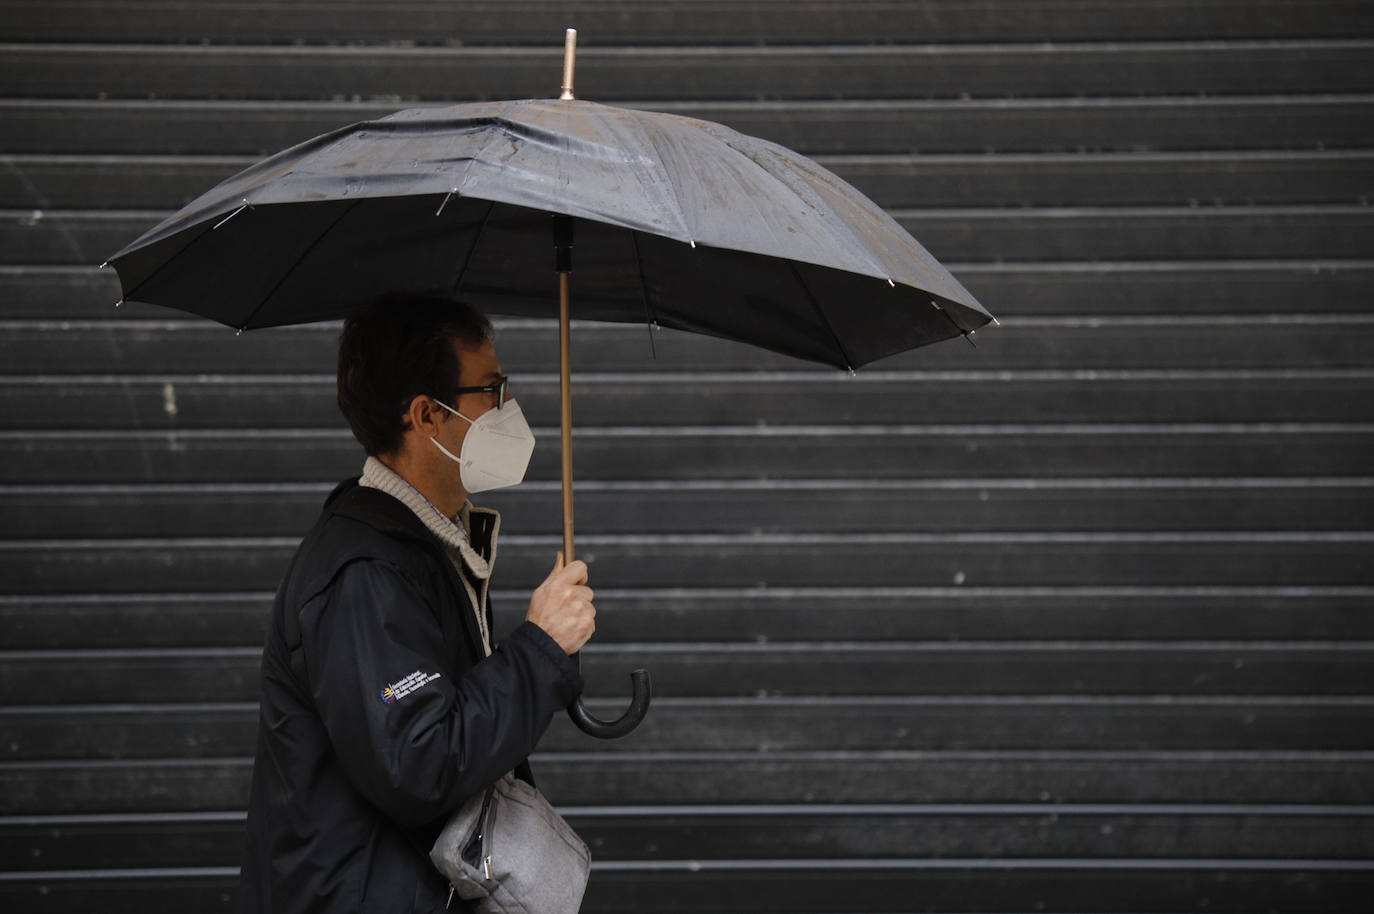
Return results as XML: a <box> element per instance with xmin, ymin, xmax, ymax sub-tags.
<box><xmin>339</xmin><ymin>294</ymin><xmax>532</xmax><ymax>513</ymax></box>
<box><xmin>337</xmin><ymin>293</ymin><xmax>496</xmax><ymax>458</ymax></box>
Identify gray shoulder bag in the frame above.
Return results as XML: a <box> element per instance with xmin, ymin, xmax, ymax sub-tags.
<box><xmin>430</xmin><ymin>773</ymin><xmax>591</xmax><ymax>913</ymax></box>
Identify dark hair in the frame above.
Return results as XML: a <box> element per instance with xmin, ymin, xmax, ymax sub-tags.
<box><xmin>337</xmin><ymin>293</ymin><xmax>494</xmax><ymax>456</ymax></box>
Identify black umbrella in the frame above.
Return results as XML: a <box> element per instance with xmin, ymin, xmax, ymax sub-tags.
<box><xmin>105</xmin><ymin>30</ymin><xmax>996</xmax><ymax>738</ymax></box>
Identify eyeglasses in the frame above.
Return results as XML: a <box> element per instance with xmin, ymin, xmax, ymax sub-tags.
<box><xmin>452</xmin><ymin>375</ymin><xmax>509</xmax><ymax>410</ymax></box>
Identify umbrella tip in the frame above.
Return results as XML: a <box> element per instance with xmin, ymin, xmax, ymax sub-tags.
<box><xmin>435</xmin><ymin>187</ymin><xmax>458</xmax><ymax>216</ymax></box>
<box><xmin>887</xmin><ymin>278</ymin><xmax>895</xmax><ymax>287</ymax></box>
<box><xmin>213</xmin><ymin>198</ymin><xmax>253</xmax><ymax>231</ymax></box>
<box><xmin>560</xmin><ymin>28</ymin><xmax>577</xmax><ymax>100</ymax></box>
<box><xmin>114</xmin><ymin>298</ymin><xmax>123</xmax><ymax>308</ymax></box>
<box><xmin>98</xmin><ymin>261</ymin><xmax>109</xmax><ymax>269</ymax></box>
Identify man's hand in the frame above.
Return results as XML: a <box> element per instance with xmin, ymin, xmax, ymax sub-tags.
<box><xmin>525</xmin><ymin>552</ymin><xmax>596</xmax><ymax>655</ymax></box>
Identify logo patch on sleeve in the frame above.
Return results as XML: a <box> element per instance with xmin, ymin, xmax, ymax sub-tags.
<box><xmin>378</xmin><ymin>669</ymin><xmax>442</xmax><ymax>704</ymax></box>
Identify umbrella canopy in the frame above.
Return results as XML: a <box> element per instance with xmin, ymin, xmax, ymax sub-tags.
<box><xmin>108</xmin><ymin>97</ymin><xmax>993</xmax><ymax>369</ymax></box>
<box><xmin>106</xmin><ymin>49</ymin><xmax>996</xmax><ymax>738</ymax></box>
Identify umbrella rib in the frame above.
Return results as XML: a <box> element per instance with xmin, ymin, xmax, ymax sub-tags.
<box><xmin>118</xmin><ymin>218</ymin><xmax>222</xmax><ymax>305</ymax></box>
<box><xmin>236</xmin><ymin>200</ymin><xmax>362</xmax><ymax>331</ymax></box>
<box><xmin>931</xmin><ymin>296</ymin><xmax>977</xmax><ymax>347</ymax></box>
<box><xmin>451</xmin><ymin>99</ymin><xmax>514</xmax><ymax>200</ymax></box>
<box><xmin>629</xmin><ymin>231</ymin><xmax>658</xmax><ymax>359</ymax></box>
<box><xmin>608</xmin><ymin>106</ymin><xmax>695</xmax><ymax>244</ymax></box>
<box><xmin>788</xmin><ymin>261</ymin><xmax>855</xmax><ymax>372</ymax></box>
<box><xmin>726</xmin><ymin>136</ymin><xmax>894</xmax><ymax>284</ymax></box>
<box><xmin>449</xmin><ymin>199</ymin><xmax>496</xmax><ymax>297</ymax></box>
<box><xmin>115</xmin><ymin>119</ymin><xmax>368</xmax><ymax>304</ymax></box>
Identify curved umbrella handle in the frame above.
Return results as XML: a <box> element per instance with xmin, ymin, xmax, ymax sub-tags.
<box><xmin>552</xmin><ymin>212</ymin><xmax>651</xmax><ymax>739</ymax></box>
<box><xmin>567</xmin><ymin>661</ymin><xmax>652</xmax><ymax>739</ymax></box>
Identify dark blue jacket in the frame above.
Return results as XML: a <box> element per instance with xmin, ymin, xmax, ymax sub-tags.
<box><xmin>237</xmin><ymin>479</ymin><xmax>583</xmax><ymax>913</ymax></box>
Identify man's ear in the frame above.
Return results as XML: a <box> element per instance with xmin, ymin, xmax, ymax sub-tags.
<box><xmin>402</xmin><ymin>394</ymin><xmax>445</xmax><ymax>439</ymax></box>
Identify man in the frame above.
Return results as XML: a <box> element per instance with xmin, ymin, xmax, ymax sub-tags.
<box><xmin>237</xmin><ymin>294</ymin><xmax>595</xmax><ymax>912</ymax></box>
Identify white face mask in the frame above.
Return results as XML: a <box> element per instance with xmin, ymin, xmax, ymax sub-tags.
<box><xmin>429</xmin><ymin>396</ymin><xmax>536</xmax><ymax>494</ymax></box>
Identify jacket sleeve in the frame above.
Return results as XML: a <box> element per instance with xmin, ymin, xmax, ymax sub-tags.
<box><xmin>297</xmin><ymin>557</ymin><xmax>583</xmax><ymax>827</ymax></box>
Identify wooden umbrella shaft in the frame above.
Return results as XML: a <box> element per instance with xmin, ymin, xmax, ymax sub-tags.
<box><xmin>551</xmin><ymin>162</ymin><xmax>648</xmax><ymax>742</ymax></box>
<box><xmin>558</xmin><ymin>28</ymin><xmax>577</xmax><ymax>562</ymax></box>
<box><xmin>559</xmin><ymin>271</ymin><xmax>575</xmax><ymax>562</ymax></box>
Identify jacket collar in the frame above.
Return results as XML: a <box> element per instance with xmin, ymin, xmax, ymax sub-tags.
<box><xmin>325</xmin><ymin>477</ymin><xmax>437</xmax><ymax>547</ymax></box>
<box><xmin>324</xmin><ymin>477</ymin><xmax>499</xmax><ymax>557</ymax></box>
<box><xmin>324</xmin><ymin>477</ymin><xmax>493</xmax><ymax>658</ymax></box>
<box><xmin>356</xmin><ymin>456</ymin><xmax>501</xmax><ymax>580</ymax></box>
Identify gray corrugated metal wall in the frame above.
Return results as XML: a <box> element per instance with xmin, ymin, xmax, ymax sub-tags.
<box><xmin>2</xmin><ymin>1</ymin><xmax>1372</xmax><ymax>911</ymax></box>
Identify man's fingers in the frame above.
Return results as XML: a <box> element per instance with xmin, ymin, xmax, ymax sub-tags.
<box><xmin>557</xmin><ymin>558</ymin><xmax>589</xmax><ymax>586</ymax></box>
<box><xmin>527</xmin><ymin>554</ymin><xmax>598</xmax><ymax>655</ymax></box>
<box><xmin>548</xmin><ymin>553</ymin><xmax>588</xmax><ymax>585</ymax></box>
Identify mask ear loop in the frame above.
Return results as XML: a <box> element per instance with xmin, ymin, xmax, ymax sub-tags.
<box><xmin>432</xmin><ymin>397</ymin><xmax>475</xmax><ymax>425</ymax></box>
<box><xmin>428</xmin><ymin>398</ymin><xmax>473</xmax><ymax>464</ymax></box>
<box><xmin>428</xmin><ymin>434</ymin><xmax>465</xmax><ymax>464</ymax></box>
